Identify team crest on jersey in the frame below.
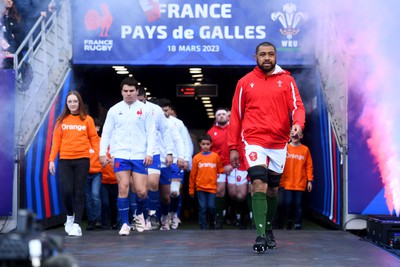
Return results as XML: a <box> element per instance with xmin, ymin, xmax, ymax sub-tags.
<box><xmin>236</xmin><ymin>175</ymin><xmax>242</xmax><ymax>183</ymax></box>
<box><xmin>250</xmin><ymin>83</ymin><xmax>254</xmax><ymax>88</ymax></box>
<box><xmin>115</xmin><ymin>161</ymin><xmax>120</xmax><ymax>168</ymax></box>
<box><xmin>137</xmin><ymin>108</ymin><xmax>143</xmax><ymax>116</ymax></box>
<box><xmin>277</xmin><ymin>80</ymin><xmax>283</xmax><ymax>87</ymax></box>
<box><xmin>249</xmin><ymin>151</ymin><xmax>258</xmax><ymax>161</ymax></box>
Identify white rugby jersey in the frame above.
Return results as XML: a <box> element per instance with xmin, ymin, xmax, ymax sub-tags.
<box><xmin>100</xmin><ymin>100</ymin><xmax>156</xmax><ymax>160</ymax></box>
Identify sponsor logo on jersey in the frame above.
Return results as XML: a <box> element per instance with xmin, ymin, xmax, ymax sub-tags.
<box><xmin>62</xmin><ymin>124</ymin><xmax>87</xmax><ymax>131</ymax></box>
<box><xmin>198</xmin><ymin>162</ymin><xmax>217</xmax><ymax>168</ymax></box>
<box><xmin>287</xmin><ymin>153</ymin><xmax>305</xmax><ymax>160</ymax></box>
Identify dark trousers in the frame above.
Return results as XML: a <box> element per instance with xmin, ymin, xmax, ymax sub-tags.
<box><xmin>101</xmin><ymin>183</ymin><xmax>119</xmax><ymax>228</ymax></box>
<box><xmin>59</xmin><ymin>158</ymin><xmax>90</xmax><ymax>224</ymax></box>
<box><xmin>196</xmin><ymin>191</ymin><xmax>216</xmax><ymax>229</ymax></box>
<box><xmin>284</xmin><ymin>189</ymin><xmax>304</xmax><ymax>225</ymax></box>
<box><xmin>84</xmin><ymin>172</ymin><xmax>102</xmax><ymax>222</ymax></box>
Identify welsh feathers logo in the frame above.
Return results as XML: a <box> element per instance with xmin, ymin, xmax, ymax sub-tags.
<box><xmin>271</xmin><ymin>3</ymin><xmax>307</xmax><ymax>47</ymax></box>
<box><xmin>84</xmin><ymin>3</ymin><xmax>113</xmax><ymax>37</ymax></box>
<box><xmin>137</xmin><ymin>109</ymin><xmax>143</xmax><ymax>116</ymax></box>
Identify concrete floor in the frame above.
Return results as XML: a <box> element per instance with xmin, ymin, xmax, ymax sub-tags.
<box><xmin>50</xmin><ymin>227</ymin><xmax>400</xmax><ymax>267</ymax></box>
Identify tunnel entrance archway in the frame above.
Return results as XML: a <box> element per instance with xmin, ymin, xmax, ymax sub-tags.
<box><xmin>73</xmin><ymin>65</ymin><xmax>316</xmax><ymax>131</ymax></box>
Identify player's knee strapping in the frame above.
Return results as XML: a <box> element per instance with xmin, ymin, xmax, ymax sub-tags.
<box><xmin>247</xmin><ymin>166</ymin><xmax>268</xmax><ymax>183</ymax></box>
<box><xmin>170</xmin><ymin>181</ymin><xmax>180</xmax><ymax>197</ymax></box>
<box><xmin>148</xmin><ymin>168</ymin><xmax>161</xmax><ymax>175</ymax></box>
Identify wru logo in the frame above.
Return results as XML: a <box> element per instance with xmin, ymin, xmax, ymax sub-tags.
<box><xmin>271</xmin><ymin>3</ymin><xmax>308</xmax><ymax>40</ymax></box>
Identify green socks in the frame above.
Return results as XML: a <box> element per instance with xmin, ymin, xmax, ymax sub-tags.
<box><xmin>266</xmin><ymin>195</ymin><xmax>278</xmax><ymax>230</ymax></box>
<box><xmin>247</xmin><ymin>192</ymin><xmax>252</xmax><ymax>213</ymax></box>
<box><xmin>252</xmin><ymin>192</ymin><xmax>267</xmax><ymax>236</ymax></box>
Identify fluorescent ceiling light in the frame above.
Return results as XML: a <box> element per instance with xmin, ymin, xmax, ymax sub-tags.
<box><xmin>114</xmin><ymin>67</ymin><xmax>127</xmax><ymax>71</ymax></box>
<box><xmin>204</xmin><ymin>104</ymin><xmax>213</xmax><ymax>107</ymax></box>
<box><xmin>206</xmin><ymin>108</ymin><xmax>214</xmax><ymax>112</ymax></box>
<box><xmin>202</xmin><ymin>100</ymin><xmax>211</xmax><ymax>104</ymax></box>
<box><xmin>146</xmin><ymin>92</ymin><xmax>151</xmax><ymax>95</ymax></box>
<box><xmin>189</xmin><ymin>68</ymin><xmax>202</xmax><ymax>71</ymax></box>
<box><xmin>189</xmin><ymin>70</ymin><xmax>202</xmax><ymax>74</ymax></box>
<box><xmin>116</xmin><ymin>71</ymin><xmax>129</xmax><ymax>74</ymax></box>
<box><xmin>192</xmin><ymin>74</ymin><xmax>203</xmax><ymax>77</ymax></box>
<box><xmin>201</xmin><ymin>97</ymin><xmax>210</xmax><ymax>100</ymax></box>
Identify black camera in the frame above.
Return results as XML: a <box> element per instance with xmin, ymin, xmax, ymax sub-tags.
<box><xmin>0</xmin><ymin>210</ymin><xmax>77</xmax><ymax>267</ymax></box>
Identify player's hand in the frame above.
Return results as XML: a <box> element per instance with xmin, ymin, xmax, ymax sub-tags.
<box><xmin>144</xmin><ymin>155</ymin><xmax>153</xmax><ymax>166</ymax></box>
<box><xmin>230</xmin><ymin>150</ymin><xmax>240</xmax><ymax>168</ymax></box>
<box><xmin>100</xmin><ymin>155</ymin><xmax>111</xmax><ymax>167</ymax></box>
<box><xmin>177</xmin><ymin>158</ymin><xmax>185</xmax><ymax>169</ymax></box>
<box><xmin>165</xmin><ymin>154</ymin><xmax>173</xmax><ymax>167</ymax></box>
<box><xmin>184</xmin><ymin>161</ymin><xmax>189</xmax><ymax>170</ymax></box>
<box><xmin>290</xmin><ymin>124</ymin><xmax>302</xmax><ymax>138</ymax></box>
<box><xmin>224</xmin><ymin>164</ymin><xmax>233</xmax><ymax>175</ymax></box>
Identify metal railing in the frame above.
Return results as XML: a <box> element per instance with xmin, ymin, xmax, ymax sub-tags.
<box><xmin>13</xmin><ymin>0</ymin><xmax>72</xmax><ymax>153</ymax></box>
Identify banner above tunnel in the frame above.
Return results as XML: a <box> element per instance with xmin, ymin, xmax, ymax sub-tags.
<box><xmin>72</xmin><ymin>0</ymin><xmax>314</xmax><ymax>66</ymax></box>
